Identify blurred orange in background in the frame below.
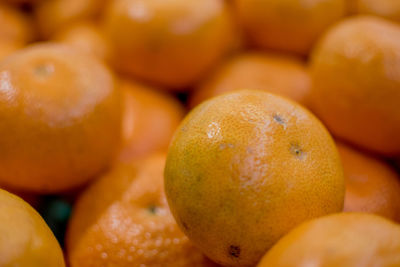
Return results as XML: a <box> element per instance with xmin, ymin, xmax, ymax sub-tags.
<box><xmin>118</xmin><ymin>79</ymin><xmax>185</xmax><ymax>162</ymax></box>
<box><xmin>0</xmin><ymin>43</ymin><xmax>121</xmax><ymax>193</ymax></box>
<box><xmin>0</xmin><ymin>2</ymin><xmax>34</xmax><ymax>44</ymax></box>
<box><xmin>233</xmin><ymin>0</ymin><xmax>347</xmax><ymax>55</ymax></box>
<box><xmin>310</xmin><ymin>16</ymin><xmax>400</xmax><ymax>156</ymax></box>
<box><xmin>67</xmin><ymin>154</ymin><xmax>217</xmax><ymax>267</ymax></box>
<box><xmin>52</xmin><ymin>21</ymin><xmax>111</xmax><ymax>61</ymax></box>
<box><xmin>355</xmin><ymin>0</ymin><xmax>400</xmax><ymax>22</ymax></box>
<box><xmin>338</xmin><ymin>142</ymin><xmax>400</xmax><ymax>222</ymax></box>
<box><xmin>104</xmin><ymin>0</ymin><xmax>234</xmax><ymax>89</ymax></box>
<box><xmin>190</xmin><ymin>52</ymin><xmax>310</xmax><ymax>108</ymax></box>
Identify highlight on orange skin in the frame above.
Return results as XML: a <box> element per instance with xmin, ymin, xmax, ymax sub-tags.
<box><xmin>118</xmin><ymin>79</ymin><xmax>185</xmax><ymax>162</ymax></box>
<box><xmin>103</xmin><ymin>0</ymin><xmax>234</xmax><ymax>90</ymax></box>
<box><xmin>338</xmin><ymin>142</ymin><xmax>400</xmax><ymax>222</ymax></box>
<box><xmin>190</xmin><ymin>52</ymin><xmax>310</xmax><ymax>108</ymax></box>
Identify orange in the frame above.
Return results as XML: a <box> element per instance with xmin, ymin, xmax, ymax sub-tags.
<box><xmin>52</xmin><ymin>21</ymin><xmax>111</xmax><ymax>61</ymax></box>
<box><xmin>190</xmin><ymin>52</ymin><xmax>310</xmax><ymax>108</ymax></box>
<box><xmin>34</xmin><ymin>0</ymin><xmax>109</xmax><ymax>38</ymax></box>
<box><xmin>233</xmin><ymin>0</ymin><xmax>347</xmax><ymax>55</ymax></box>
<box><xmin>0</xmin><ymin>188</ymin><xmax>65</xmax><ymax>266</ymax></box>
<box><xmin>119</xmin><ymin>79</ymin><xmax>185</xmax><ymax>162</ymax></box>
<box><xmin>0</xmin><ymin>3</ymin><xmax>33</xmax><ymax>44</ymax></box>
<box><xmin>104</xmin><ymin>0</ymin><xmax>233</xmax><ymax>89</ymax></box>
<box><xmin>165</xmin><ymin>90</ymin><xmax>345</xmax><ymax>266</ymax></box>
<box><xmin>338</xmin><ymin>142</ymin><xmax>400</xmax><ymax>222</ymax></box>
<box><xmin>67</xmin><ymin>154</ymin><xmax>217</xmax><ymax>266</ymax></box>
<box><xmin>310</xmin><ymin>16</ymin><xmax>400</xmax><ymax>156</ymax></box>
<box><xmin>257</xmin><ymin>213</ymin><xmax>400</xmax><ymax>267</ymax></box>
<box><xmin>0</xmin><ymin>43</ymin><xmax>121</xmax><ymax>193</ymax></box>
<box><xmin>356</xmin><ymin>0</ymin><xmax>400</xmax><ymax>22</ymax></box>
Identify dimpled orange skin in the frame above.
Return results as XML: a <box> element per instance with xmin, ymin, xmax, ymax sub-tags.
<box><xmin>52</xmin><ymin>21</ymin><xmax>111</xmax><ymax>61</ymax></box>
<box><xmin>190</xmin><ymin>52</ymin><xmax>310</xmax><ymax>108</ymax></box>
<box><xmin>310</xmin><ymin>16</ymin><xmax>400</xmax><ymax>156</ymax></box>
<box><xmin>67</xmin><ymin>154</ymin><xmax>218</xmax><ymax>267</ymax></box>
<box><xmin>34</xmin><ymin>0</ymin><xmax>109</xmax><ymax>38</ymax></box>
<box><xmin>0</xmin><ymin>3</ymin><xmax>33</xmax><ymax>44</ymax></box>
<box><xmin>233</xmin><ymin>0</ymin><xmax>347</xmax><ymax>55</ymax></box>
<box><xmin>119</xmin><ymin>79</ymin><xmax>185</xmax><ymax>162</ymax></box>
<box><xmin>0</xmin><ymin>189</ymin><xmax>65</xmax><ymax>267</ymax></box>
<box><xmin>0</xmin><ymin>43</ymin><xmax>121</xmax><ymax>193</ymax></box>
<box><xmin>257</xmin><ymin>213</ymin><xmax>400</xmax><ymax>267</ymax></box>
<box><xmin>337</xmin><ymin>142</ymin><xmax>400</xmax><ymax>222</ymax></box>
<box><xmin>104</xmin><ymin>0</ymin><xmax>233</xmax><ymax>89</ymax></box>
<box><xmin>356</xmin><ymin>0</ymin><xmax>400</xmax><ymax>22</ymax></box>
<box><xmin>165</xmin><ymin>90</ymin><xmax>345</xmax><ymax>267</ymax></box>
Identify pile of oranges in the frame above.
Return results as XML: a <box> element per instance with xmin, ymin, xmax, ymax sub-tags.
<box><xmin>1</xmin><ymin>0</ymin><xmax>400</xmax><ymax>266</ymax></box>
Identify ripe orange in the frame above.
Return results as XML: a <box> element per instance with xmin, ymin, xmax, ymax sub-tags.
<box><xmin>310</xmin><ymin>16</ymin><xmax>400</xmax><ymax>156</ymax></box>
<box><xmin>104</xmin><ymin>0</ymin><xmax>233</xmax><ymax>89</ymax></box>
<box><xmin>52</xmin><ymin>21</ymin><xmax>111</xmax><ymax>61</ymax></box>
<box><xmin>0</xmin><ymin>43</ymin><xmax>121</xmax><ymax>193</ymax></box>
<box><xmin>34</xmin><ymin>0</ymin><xmax>109</xmax><ymax>38</ymax></box>
<box><xmin>0</xmin><ymin>188</ymin><xmax>65</xmax><ymax>266</ymax></box>
<box><xmin>233</xmin><ymin>0</ymin><xmax>347</xmax><ymax>55</ymax></box>
<box><xmin>119</xmin><ymin>79</ymin><xmax>185</xmax><ymax>162</ymax></box>
<box><xmin>356</xmin><ymin>0</ymin><xmax>400</xmax><ymax>22</ymax></box>
<box><xmin>0</xmin><ymin>3</ymin><xmax>33</xmax><ymax>44</ymax></box>
<box><xmin>337</xmin><ymin>142</ymin><xmax>400</xmax><ymax>222</ymax></box>
<box><xmin>165</xmin><ymin>90</ymin><xmax>345</xmax><ymax>266</ymax></box>
<box><xmin>67</xmin><ymin>154</ymin><xmax>217</xmax><ymax>266</ymax></box>
<box><xmin>257</xmin><ymin>213</ymin><xmax>400</xmax><ymax>266</ymax></box>
<box><xmin>190</xmin><ymin>52</ymin><xmax>310</xmax><ymax>108</ymax></box>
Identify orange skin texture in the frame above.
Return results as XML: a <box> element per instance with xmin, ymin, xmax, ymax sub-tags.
<box><xmin>233</xmin><ymin>0</ymin><xmax>347</xmax><ymax>55</ymax></box>
<box><xmin>34</xmin><ymin>0</ymin><xmax>110</xmax><ymax>38</ymax></box>
<box><xmin>0</xmin><ymin>3</ymin><xmax>33</xmax><ymax>45</ymax></box>
<box><xmin>190</xmin><ymin>52</ymin><xmax>310</xmax><ymax>108</ymax></box>
<box><xmin>310</xmin><ymin>16</ymin><xmax>400</xmax><ymax>156</ymax></box>
<box><xmin>0</xmin><ymin>43</ymin><xmax>121</xmax><ymax>193</ymax></box>
<box><xmin>337</xmin><ymin>143</ymin><xmax>400</xmax><ymax>222</ymax></box>
<box><xmin>67</xmin><ymin>154</ymin><xmax>218</xmax><ymax>267</ymax></box>
<box><xmin>104</xmin><ymin>0</ymin><xmax>233</xmax><ymax>89</ymax></box>
<box><xmin>165</xmin><ymin>90</ymin><xmax>345</xmax><ymax>267</ymax></box>
<box><xmin>0</xmin><ymin>189</ymin><xmax>65</xmax><ymax>266</ymax></box>
<box><xmin>53</xmin><ymin>21</ymin><xmax>111</xmax><ymax>61</ymax></box>
<box><xmin>118</xmin><ymin>80</ymin><xmax>185</xmax><ymax>162</ymax></box>
<box><xmin>0</xmin><ymin>41</ymin><xmax>21</xmax><ymax>62</ymax></box>
<box><xmin>356</xmin><ymin>0</ymin><xmax>400</xmax><ymax>22</ymax></box>
<box><xmin>257</xmin><ymin>213</ymin><xmax>400</xmax><ymax>267</ymax></box>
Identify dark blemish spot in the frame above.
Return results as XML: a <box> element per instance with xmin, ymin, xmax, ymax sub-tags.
<box><xmin>273</xmin><ymin>114</ymin><xmax>286</xmax><ymax>127</ymax></box>
<box><xmin>229</xmin><ymin>245</ymin><xmax>241</xmax><ymax>258</ymax></box>
<box><xmin>182</xmin><ymin>221</ymin><xmax>189</xmax><ymax>231</ymax></box>
<box><xmin>148</xmin><ymin>205</ymin><xmax>158</xmax><ymax>214</ymax></box>
<box><xmin>290</xmin><ymin>144</ymin><xmax>306</xmax><ymax>159</ymax></box>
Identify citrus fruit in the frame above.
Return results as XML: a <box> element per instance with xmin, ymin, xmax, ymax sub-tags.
<box><xmin>34</xmin><ymin>0</ymin><xmax>109</xmax><ymax>38</ymax></box>
<box><xmin>104</xmin><ymin>0</ymin><xmax>233</xmax><ymax>89</ymax></box>
<box><xmin>52</xmin><ymin>21</ymin><xmax>110</xmax><ymax>61</ymax></box>
<box><xmin>0</xmin><ymin>3</ymin><xmax>33</xmax><ymax>44</ymax></box>
<box><xmin>119</xmin><ymin>79</ymin><xmax>185</xmax><ymax>162</ymax></box>
<box><xmin>356</xmin><ymin>0</ymin><xmax>400</xmax><ymax>22</ymax></box>
<box><xmin>190</xmin><ymin>52</ymin><xmax>310</xmax><ymax>108</ymax></box>
<box><xmin>233</xmin><ymin>0</ymin><xmax>347</xmax><ymax>55</ymax></box>
<box><xmin>165</xmin><ymin>90</ymin><xmax>345</xmax><ymax>266</ymax></box>
<box><xmin>310</xmin><ymin>16</ymin><xmax>400</xmax><ymax>156</ymax></box>
<box><xmin>67</xmin><ymin>154</ymin><xmax>217</xmax><ymax>267</ymax></box>
<box><xmin>0</xmin><ymin>43</ymin><xmax>121</xmax><ymax>193</ymax></box>
<box><xmin>257</xmin><ymin>213</ymin><xmax>400</xmax><ymax>267</ymax></box>
<box><xmin>0</xmin><ymin>188</ymin><xmax>65</xmax><ymax>266</ymax></box>
<box><xmin>338</xmin><ymin>142</ymin><xmax>400</xmax><ymax>222</ymax></box>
